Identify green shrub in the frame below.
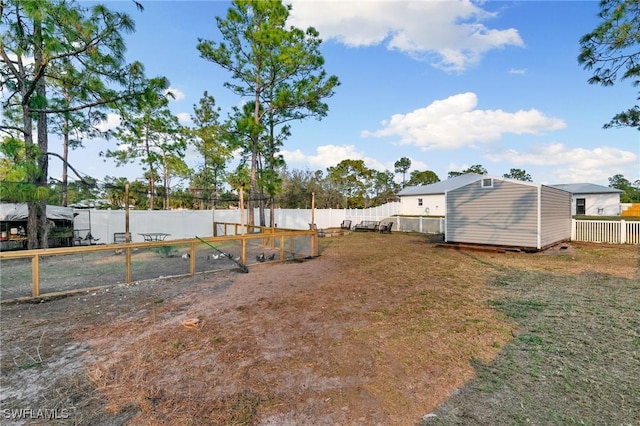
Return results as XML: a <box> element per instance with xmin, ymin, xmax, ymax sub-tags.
<box><xmin>152</xmin><ymin>245</ymin><xmax>178</xmax><ymax>258</ymax></box>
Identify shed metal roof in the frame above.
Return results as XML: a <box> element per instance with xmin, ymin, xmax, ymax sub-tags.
<box><xmin>397</xmin><ymin>174</ymin><xmax>485</xmax><ymax>196</ymax></box>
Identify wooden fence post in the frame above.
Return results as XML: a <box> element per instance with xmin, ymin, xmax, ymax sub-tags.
<box><xmin>32</xmin><ymin>253</ymin><xmax>40</xmax><ymax>297</ymax></box>
<box><xmin>126</xmin><ymin>247</ymin><xmax>132</xmax><ymax>284</ymax></box>
<box><xmin>125</xmin><ymin>182</ymin><xmax>130</xmax><ymax>243</ymax></box>
<box><xmin>311</xmin><ymin>231</ymin><xmax>318</xmax><ymax>257</ymax></box>
<box><xmin>280</xmin><ymin>235</ymin><xmax>285</xmax><ymax>261</ymax></box>
<box><xmin>190</xmin><ymin>241</ymin><xmax>196</xmax><ymax>276</ymax></box>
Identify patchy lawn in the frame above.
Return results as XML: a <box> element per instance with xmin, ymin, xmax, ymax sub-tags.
<box><xmin>0</xmin><ymin>233</ymin><xmax>637</xmax><ymax>425</ymax></box>
<box><xmin>423</xmin><ymin>244</ymin><xmax>640</xmax><ymax>424</ymax></box>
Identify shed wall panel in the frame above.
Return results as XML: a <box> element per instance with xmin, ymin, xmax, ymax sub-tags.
<box><xmin>446</xmin><ymin>180</ymin><xmax>539</xmax><ymax>247</ymax></box>
<box><xmin>540</xmin><ymin>186</ymin><xmax>572</xmax><ymax>247</ymax></box>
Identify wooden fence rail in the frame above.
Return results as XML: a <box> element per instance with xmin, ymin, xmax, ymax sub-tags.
<box><xmin>0</xmin><ymin>227</ymin><xmax>317</xmax><ymax>300</ymax></box>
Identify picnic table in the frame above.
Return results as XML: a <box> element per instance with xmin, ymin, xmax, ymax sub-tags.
<box><xmin>139</xmin><ymin>232</ymin><xmax>171</xmax><ymax>242</ymax></box>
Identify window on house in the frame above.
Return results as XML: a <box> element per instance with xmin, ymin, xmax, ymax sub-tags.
<box><xmin>418</xmin><ymin>198</ymin><xmax>423</xmax><ymax>206</ymax></box>
<box><xmin>481</xmin><ymin>178</ymin><xmax>493</xmax><ymax>188</ymax></box>
<box><xmin>576</xmin><ymin>198</ymin><xmax>586</xmax><ymax>215</ymax></box>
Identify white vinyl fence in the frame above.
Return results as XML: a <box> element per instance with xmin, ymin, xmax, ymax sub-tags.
<box><xmin>71</xmin><ymin>205</ymin><xmax>639</xmax><ymax>246</ymax></box>
<box><xmin>73</xmin><ymin>203</ymin><xmax>403</xmax><ymax>244</ymax></box>
<box><xmin>384</xmin><ymin>216</ymin><xmax>445</xmax><ymax>234</ymax></box>
<box><xmin>343</xmin><ymin>202</ymin><xmax>402</xmax><ymax>225</ymax></box>
<box><xmin>572</xmin><ymin>219</ymin><xmax>640</xmax><ymax>244</ymax></box>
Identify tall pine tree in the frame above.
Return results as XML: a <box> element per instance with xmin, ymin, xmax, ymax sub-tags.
<box><xmin>1</xmin><ymin>0</ymin><xmax>146</xmax><ymax>247</ymax></box>
<box><xmin>197</xmin><ymin>0</ymin><xmax>339</xmax><ymax>226</ymax></box>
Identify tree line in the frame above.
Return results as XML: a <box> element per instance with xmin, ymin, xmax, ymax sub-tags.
<box><xmin>0</xmin><ymin>0</ymin><xmax>338</xmax><ymax>248</ymax></box>
<box><xmin>1</xmin><ymin>0</ymin><xmax>638</xmax><ymax>248</ymax></box>
<box><xmin>10</xmin><ymin>155</ymin><xmax>638</xmax><ymax>212</ymax></box>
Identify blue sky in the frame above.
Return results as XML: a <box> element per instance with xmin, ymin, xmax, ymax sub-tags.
<box><xmin>52</xmin><ymin>0</ymin><xmax>639</xmax><ymax>188</ymax></box>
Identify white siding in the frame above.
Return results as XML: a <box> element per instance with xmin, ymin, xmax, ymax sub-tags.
<box><xmin>446</xmin><ymin>180</ymin><xmax>539</xmax><ymax>248</ymax></box>
<box><xmin>540</xmin><ymin>186</ymin><xmax>572</xmax><ymax>248</ymax></box>
<box><xmin>399</xmin><ymin>194</ymin><xmax>446</xmax><ymax>216</ymax></box>
<box><xmin>570</xmin><ymin>193</ymin><xmax>621</xmax><ymax>216</ymax></box>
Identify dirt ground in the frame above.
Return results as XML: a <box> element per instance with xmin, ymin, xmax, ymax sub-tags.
<box><xmin>1</xmin><ymin>233</ymin><xmax>638</xmax><ymax>425</ymax></box>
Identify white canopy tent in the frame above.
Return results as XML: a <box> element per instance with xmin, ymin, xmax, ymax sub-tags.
<box><xmin>0</xmin><ymin>203</ymin><xmax>75</xmax><ymax>222</ymax></box>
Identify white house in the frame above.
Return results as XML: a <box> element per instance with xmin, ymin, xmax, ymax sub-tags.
<box><xmin>548</xmin><ymin>183</ymin><xmax>623</xmax><ymax>216</ymax></box>
<box><xmin>396</xmin><ymin>174</ymin><xmax>484</xmax><ymax>216</ymax></box>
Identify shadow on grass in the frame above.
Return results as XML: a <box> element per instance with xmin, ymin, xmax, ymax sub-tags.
<box><xmin>423</xmin><ymin>269</ymin><xmax>640</xmax><ymax>425</ymax></box>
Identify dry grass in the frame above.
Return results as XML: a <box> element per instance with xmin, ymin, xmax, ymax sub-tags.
<box><xmin>68</xmin><ymin>233</ymin><xmax>518</xmax><ymax>424</ymax></box>
<box><xmin>1</xmin><ymin>233</ymin><xmax>637</xmax><ymax>425</ymax></box>
<box><xmin>423</xmin><ymin>243</ymin><xmax>640</xmax><ymax>425</ymax></box>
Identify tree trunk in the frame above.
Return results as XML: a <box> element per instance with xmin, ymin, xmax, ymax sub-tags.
<box><xmin>33</xmin><ymin>18</ymin><xmax>50</xmax><ymax>248</ymax></box>
<box><xmin>36</xmin><ymin>81</ymin><xmax>49</xmax><ymax>248</ymax></box>
<box><xmin>267</xmin><ymin>115</ymin><xmax>275</xmax><ymax>228</ymax></box>
<box><xmin>249</xmin><ymin>81</ymin><xmax>261</xmax><ymax>228</ymax></box>
<box><xmin>62</xmin><ymin>115</ymin><xmax>69</xmax><ymax>206</ymax></box>
<box><xmin>258</xmin><ymin>154</ymin><xmax>266</xmax><ymax>227</ymax></box>
<box><xmin>270</xmin><ymin>201</ymin><xmax>275</xmax><ymax>228</ymax></box>
<box><xmin>26</xmin><ymin>203</ymin><xmax>37</xmax><ymax>249</ymax></box>
<box><xmin>248</xmin><ymin>137</ymin><xmax>258</xmax><ymax>227</ymax></box>
<box><xmin>22</xmin><ymin>90</ymin><xmax>38</xmax><ymax>250</ymax></box>
<box><xmin>259</xmin><ymin>187</ymin><xmax>266</xmax><ymax>227</ymax></box>
<box><xmin>163</xmin><ymin>157</ymin><xmax>169</xmax><ymax>210</ymax></box>
<box><xmin>61</xmin><ymin>87</ymin><xmax>70</xmax><ymax>206</ymax></box>
<box><xmin>149</xmin><ymin>174</ymin><xmax>155</xmax><ymax>210</ymax></box>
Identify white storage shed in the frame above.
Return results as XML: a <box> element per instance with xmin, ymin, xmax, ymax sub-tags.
<box><xmin>445</xmin><ymin>176</ymin><xmax>572</xmax><ymax>250</ymax></box>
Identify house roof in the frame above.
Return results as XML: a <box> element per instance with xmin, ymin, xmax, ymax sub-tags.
<box><xmin>397</xmin><ymin>174</ymin><xmax>486</xmax><ymax>196</ymax></box>
<box><xmin>548</xmin><ymin>183</ymin><xmax>623</xmax><ymax>195</ymax></box>
<box><xmin>398</xmin><ymin>174</ymin><xmax>584</xmax><ymax>197</ymax></box>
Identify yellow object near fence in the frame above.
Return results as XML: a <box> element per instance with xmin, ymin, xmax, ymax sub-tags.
<box><xmin>621</xmin><ymin>203</ymin><xmax>640</xmax><ymax>217</ymax></box>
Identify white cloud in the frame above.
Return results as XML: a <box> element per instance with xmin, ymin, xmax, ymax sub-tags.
<box><xmin>362</xmin><ymin>92</ymin><xmax>566</xmax><ymax>150</ymax></box>
<box><xmin>96</xmin><ymin>113</ymin><xmax>121</xmax><ymax>132</ymax></box>
<box><xmin>176</xmin><ymin>112</ymin><xmax>192</xmax><ymax>125</ymax></box>
<box><xmin>447</xmin><ymin>161</ymin><xmax>472</xmax><ymax>175</ymax></box>
<box><xmin>407</xmin><ymin>158</ymin><xmax>429</xmax><ymax>172</ymax></box>
<box><xmin>288</xmin><ymin>0</ymin><xmax>524</xmax><ymax>72</ymax></box>
<box><xmin>282</xmin><ymin>144</ymin><xmax>386</xmax><ymax>170</ymax></box>
<box><xmin>487</xmin><ymin>143</ymin><xmax>637</xmax><ymax>168</ymax></box>
<box><xmin>485</xmin><ymin>143</ymin><xmax>639</xmax><ymax>183</ymax></box>
<box><xmin>0</xmin><ymin>86</ymin><xmax>12</xmax><ymax>104</ymax></box>
<box><xmin>281</xmin><ymin>149</ymin><xmax>307</xmax><ymax>163</ymax></box>
<box><xmin>509</xmin><ymin>68</ymin><xmax>527</xmax><ymax>75</ymax></box>
<box><xmin>551</xmin><ymin>167</ymin><xmax>612</xmax><ymax>184</ymax></box>
<box><xmin>166</xmin><ymin>87</ymin><xmax>185</xmax><ymax>101</ymax></box>
<box><xmin>283</xmin><ymin>144</ymin><xmax>361</xmax><ymax>168</ymax></box>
